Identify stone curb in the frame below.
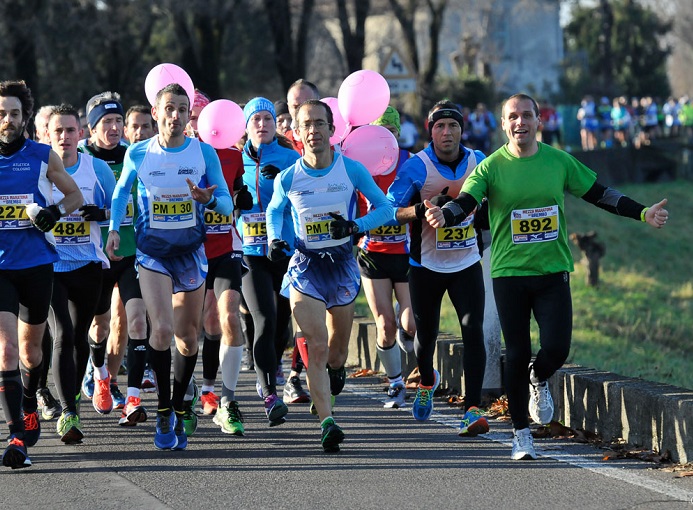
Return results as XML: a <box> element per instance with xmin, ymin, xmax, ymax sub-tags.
<box><xmin>348</xmin><ymin>316</ymin><xmax>693</xmax><ymax>463</ymax></box>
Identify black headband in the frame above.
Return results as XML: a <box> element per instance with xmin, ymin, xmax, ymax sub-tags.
<box><xmin>428</xmin><ymin>108</ymin><xmax>464</xmax><ymax>138</ymax></box>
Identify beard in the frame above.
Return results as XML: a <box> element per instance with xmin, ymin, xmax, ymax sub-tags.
<box><xmin>0</xmin><ymin>123</ymin><xmax>22</xmax><ymax>144</ymax></box>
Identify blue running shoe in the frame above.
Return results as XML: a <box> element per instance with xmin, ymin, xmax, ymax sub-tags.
<box><xmin>81</xmin><ymin>359</ymin><xmax>94</xmax><ymax>399</ymax></box>
<box><xmin>264</xmin><ymin>394</ymin><xmax>288</xmax><ymax>427</ymax></box>
<box><xmin>458</xmin><ymin>406</ymin><xmax>490</xmax><ymax>436</ymax></box>
<box><xmin>2</xmin><ymin>436</ymin><xmax>31</xmax><ymax>469</ymax></box>
<box><xmin>173</xmin><ymin>412</ymin><xmax>187</xmax><ymax>450</ymax></box>
<box><xmin>412</xmin><ymin>369</ymin><xmax>440</xmax><ymax>421</ymax></box>
<box><xmin>154</xmin><ymin>410</ymin><xmax>178</xmax><ymax>450</ymax></box>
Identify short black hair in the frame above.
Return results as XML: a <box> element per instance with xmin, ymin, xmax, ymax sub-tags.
<box><xmin>0</xmin><ymin>80</ymin><xmax>34</xmax><ymax>121</ymax></box>
<box><xmin>50</xmin><ymin>103</ymin><xmax>81</xmax><ymax>125</ymax></box>
<box><xmin>296</xmin><ymin>99</ymin><xmax>333</xmax><ymax>128</ymax></box>
<box><xmin>155</xmin><ymin>83</ymin><xmax>190</xmax><ymax>108</ymax></box>
<box><xmin>125</xmin><ymin>104</ymin><xmax>152</xmax><ymax>125</ymax></box>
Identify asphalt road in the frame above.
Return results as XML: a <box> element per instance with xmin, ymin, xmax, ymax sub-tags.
<box><xmin>2</xmin><ymin>364</ymin><xmax>693</xmax><ymax>510</ymax></box>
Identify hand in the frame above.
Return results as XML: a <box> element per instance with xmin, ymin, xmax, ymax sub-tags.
<box><xmin>186</xmin><ymin>178</ymin><xmax>217</xmax><ymax>204</ymax></box>
<box><xmin>234</xmin><ymin>184</ymin><xmax>254</xmax><ymax>211</ymax></box>
<box><xmin>106</xmin><ymin>230</ymin><xmax>123</xmax><ymax>261</ymax></box>
<box><xmin>430</xmin><ymin>186</ymin><xmax>451</xmax><ymax>207</ymax></box>
<box><xmin>79</xmin><ymin>204</ymin><xmax>108</xmax><ymax>222</ymax></box>
<box><xmin>645</xmin><ymin>198</ymin><xmax>668</xmax><ymax>229</ymax></box>
<box><xmin>328</xmin><ymin>212</ymin><xmax>358</xmax><ymax>239</ymax></box>
<box><xmin>423</xmin><ymin>199</ymin><xmax>456</xmax><ymax>228</ymax></box>
<box><xmin>32</xmin><ymin>205</ymin><xmax>60</xmax><ymax>232</ymax></box>
<box><xmin>267</xmin><ymin>239</ymin><xmax>290</xmax><ymax>262</ymax></box>
<box><xmin>260</xmin><ymin>164</ymin><xmax>281</xmax><ymax>180</ymax></box>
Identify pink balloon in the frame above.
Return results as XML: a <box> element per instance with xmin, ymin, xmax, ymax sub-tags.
<box><xmin>197</xmin><ymin>100</ymin><xmax>245</xmax><ymax>149</ymax></box>
<box><xmin>341</xmin><ymin>125</ymin><xmax>399</xmax><ymax>176</ymax></box>
<box><xmin>321</xmin><ymin>97</ymin><xmax>350</xmax><ymax>145</ymax></box>
<box><xmin>145</xmin><ymin>63</ymin><xmax>195</xmax><ymax>107</ymax></box>
<box><xmin>337</xmin><ymin>70</ymin><xmax>390</xmax><ymax>127</ymax></box>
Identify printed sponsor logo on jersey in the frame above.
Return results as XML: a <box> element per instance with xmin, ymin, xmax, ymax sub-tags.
<box><xmin>12</xmin><ymin>162</ymin><xmax>30</xmax><ymax>171</ymax></box>
<box><xmin>294</xmin><ymin>190</ymin><xmax>315</xmax><ymax>196</ymax></box>
<box><xmin>512</xmin><ymin>211</ymin><xmax>522</xmax><ymax>219</ymax></box>
<box><xmin>178</xmin><ymin>166</ymin><xmax>197</xmax><ymax>175</ymax></box>
<box><xmin>149</xmin><ymin>171</ymin><xmax>166</xmax><ymax>177</ymax></box>
<box><xmin>327</xmin><ymin>183</ymin><xmax>348</xmax><ymax>192</ymax></box>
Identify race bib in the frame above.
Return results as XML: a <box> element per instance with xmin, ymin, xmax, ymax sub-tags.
<box><xmin>0</xmin><ymin>194</ymin><xmax>33</xmax><ymax>230</ymax></box>
<box><xmin>510</xmin><ymin>205</ymin><xmax>559</xmax><ymax>244</ymax></box>
<box><xmin>53</xmin><ymin>215</ymin><xmax>90</xmax><ymax>245</ymax></box>
<box><xmin>435</xmin><ymin>216</ymin><xmax>476</xmax><ymax>250</ymax></box>
<box><xmin>298</xmin><ymin>203</ymin><xmax>347</xmax><ymax>249</ymax></box>
<box><xmin>367</xmin><ymin>224</ymin><xmax>406</xmax><ymax>243</ymax></box>
<box><xmin>204</xmin><ymin>208</ymin><xmax>233</xmax><ymax>235</ymax></box>
<box><xmin>241</xmin><ymin>212</ymin><xmax>267</xmax><ymax>246</ymax></box>
<box><xmin>149</xmin><ymin>186</ymin><xmax>196</xmax><ymax>230</ymax></box>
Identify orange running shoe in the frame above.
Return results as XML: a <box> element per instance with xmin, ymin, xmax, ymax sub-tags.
<box><xmin>92</xmin><ymin>375</ymin><xmax>113</xmax><ymax>415</ymax></box>
<box><xmin>200</xmin><ymin>391</ymin><xmax>220</xmax><ymax>415</ymax></box>
<box><xmin>118</xmin><ymin>396</ymin><xmax>147</xmax><ymax>426</ymax></box>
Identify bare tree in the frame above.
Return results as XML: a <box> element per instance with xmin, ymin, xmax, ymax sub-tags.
<box><xmin>387</xmin><ymin>0</ymin><xmax>448</xmax><ymax>116</ymax></box>
<box><xmin>262</xmin><ymin>0</ymin><xmax>316</xmax><ymax>92</ymax></box>
<box><xmin>336</xmin><ymin>0</ymin><xmax>371</xmax><ymax>73</ymax></box>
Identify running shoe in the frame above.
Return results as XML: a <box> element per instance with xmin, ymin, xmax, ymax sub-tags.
<box><xmin>395</xmin><ymin>302</ymin><xmax>415</xmax><ymax>353</ymax></box>
<box><xmin>92</xmin><ymin>375</ymin><xmax>113</xmax><ymax>415</ymax></box>
<box><xmin>255</xmin><ymin>378</ymin><xmax>264</xmax><ymax>399</ymax></box>
<box><xmin>173</xmin><ymin>412</ymin><xmax>187</xmax><ymax>450</ymax></box>
<box><xmin>458</xmin><ymin>406</ymin><xmax>490</xmax><ymax>436</ymax></box>
<box><xmin>528</xmin><ymin>364</ymin><xmax>554</xmax><ymax>425</ymax></box>
<box><xmin>36</xmin><ymin>387</ymin><xmax>62</xmax><ymax>421</ymax></box>
<box><xmin>327</xmin><ymin>365</ymin><xmax>346</xmax><ymax>395</ymax></box>
<box><xmin>283</xmin><ymin>376</ymin><xmax>310</xmax><ymax>404</ymax></box>
<box><xmin>182</xmin><ymin>379</ymin><xmax>199</xmax><ymax>436</ymax></box>
<box><xmin>81</xmin><ymin>359</ymin><xmax>94</xmax><ymax>399</ymax></box>
<box><xmin>411</xmin><ymin>369</ymin><xmax>440</xmax><ymax>421</ymax></box>
<box><xmin>200</xmin><ymin>391</ymin><xmax>220</xmax><ymax>415</ymax></box>
<box><xmin>511</xmin><ymin>427</ymin><xmax>537</xmax><ymax>460</ymax></box>
<box><xmin>56</xmin><ymin>411</ymin><xmax>83</xmax><ymax>444</ymax></box>
<box><xmin>309</xmin><ymin>395</ymin><xmax>335</xmax><ymax>416</ymax></box>
<box><xmin>154</xmin><ymin>410</ymin><xmax>177</xmax><ymax>450</ymax></box>
<box><xmin>383</xmin><ymin>382</ymin><xmax>406</xmax><ymax>409</ymax></box>
<box><xmin>118</xmin><ymin>396</ymin><xmax>147</xmax><ymax>426</ymax></box>
<box><xmin>213</xmin><ymin>400</ymin><xmax>244</xmax><ymax>436</ymax></box>
<box><xmin>22</xmin><ymin>410</ymin><xmax>41</xmax><ymax>447</ymax></box>
<box><xmin>141</xmin><ymin>366</ymin><xmax>157</xmax><ymax>393</ymax></box>
<box><xmin>264</xmin><ymin>394</ymin><xmax>288</xmax><ymax>426</ymax></box>
<box><xmin>2</xmin><ymin>436</ymin><xmax>31</xmax><ymax>469</ymax></box>
<box><xmin>110</xmin><ymin>383</ymin><xmax>126</xmax><ymax>410</ymax></box>
<box><xmin>320</xmin><ymin>417</ymin><xmax>344</xmax><ymax>453</ymax></box>
<box><xmin>118</xmin><ymin>358</ymin><xmax>128</xmax><ymax>376</ymax></box>
<box><xmin>276</xmin><ymin>364</ymin><xmax>286</xmax><ymax>386</ymax></box>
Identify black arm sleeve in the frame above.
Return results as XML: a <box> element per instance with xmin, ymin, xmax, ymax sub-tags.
<box><xmin>581</xmin><ymin>182</ymin><xmax>645</xmax><ymax>221</ymax></box>
<box><xmin>440</xmin><ymin>192</ymin><xmax>479</xmax><ymax>226</ymax></box>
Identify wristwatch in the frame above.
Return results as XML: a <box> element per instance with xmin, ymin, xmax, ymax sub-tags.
<box><xmin>57</xmin><ymin>203</ymin><xmax>67</xmax><ymax>216</ymax></box>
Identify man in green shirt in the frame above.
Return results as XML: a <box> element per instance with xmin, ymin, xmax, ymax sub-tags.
<box><xmin>425</xmin><ymin>93</ymin><xmax>669</xmax><ymax>461</ymax></box>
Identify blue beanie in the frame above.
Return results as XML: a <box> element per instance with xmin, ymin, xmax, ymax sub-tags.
<box><xmin>243</xmin><ymin>97</ymin><xmax>276</xmax><ymax>126</ymax></box>
<box><xmin>87</xmin><ymin>100</ymin><xmax>124</xmax><ymax>129</ymax></box>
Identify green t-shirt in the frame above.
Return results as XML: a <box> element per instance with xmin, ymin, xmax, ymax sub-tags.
<box><xmin>462</xmin><ymin>143</ymin><xmax>597</xmax><ymax>277</ymax></box>
<box><xmin>81</xmin><ymin>143</ymin><xmax>137</xmax><ymax>258</ymax></box>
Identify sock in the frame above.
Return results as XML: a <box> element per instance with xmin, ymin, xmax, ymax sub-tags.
<box><xmin>126</xmin><ymin>387</ymin><xmax>140</xmax><ymax>400</ymax></box>
<box><xmin>149</xmin><ymin>346</ymin><xmax>172</xmax><ymax>410</ymax></box>
<box><xmin>88</xmin><ymin>335</ymin><xmax>107</xmax><ymax>368</ymax></box>
<box><xmin>93</xmin><ymin>364</ymin><xmax>109</xmax><ymax>381</ymax></box>
<box><xmin>202</xmin><ymin>332</ymin><xmax>221</xmax><ymax>385</ymax></box>
<box><xmin>126</xmin><ymin>337</ymin><xmax>148</xmax><ymax>391</ymax></box>
<box><xmin>219</xmin><ymin>344</ymin><xmax>243</xmax><ymax>406</ymax></box>
<box><xmin>172</xmin><ymin>348</ymin><xmax>198</xmax><ymax>411</ymax></box>
<box><xmin>201</xmin><ymin>385</ymin><xmax>215</xmax><ymax>394</ymax></box>
<box><xmin>19</xmin><ymin>360</ymin><xmax>41</xmax><ymax>414</ymax></box>
<box><xmin>0</xmin><ymin>370</ymin><xmax>25</xmax><ymax>438</ymax></box>
<box><xmin>376</xmin><ymin>343</ymin><xmax>402</xmax><ymax>381</ymax></box>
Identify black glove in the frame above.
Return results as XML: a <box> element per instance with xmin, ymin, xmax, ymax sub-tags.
<box><xmin>267</xmin><ymin>239</ymin><xmax>290</xmax><ymax>262</ymax></box>
<box><xmin>328</xmin><ymin>212</ymin><xmax>358</xmax><ymax>240</ymax></box>
<box><xmin>79</xmin><ymin>204</ymin><xmax>108</xmax><ymax>222</ymax></box>
<box><xmin>234</xmin><ymin>185</ymin><xmax>254</xmax><ymax>211</ymax></box>
<box><xmin>430</xmin><ymin>186</ymin><xmax>452</xmax><ymax>207</ymax></box>
<box><xmin>440</xmin><ymin>206</ymin><xmax>456</xmax><ymax>227</ymax></box>
<box><xmin>260</xmin><ymin>164</ymin><xmax>281</xmax><ymax>180</ymax></box>
<box><xmin>32</xmin><ymin>205</ymin><xmax>61</xmax><ymax>232</ymax></box>
<box><xmin>413</xmin><ymin>203</ymin><xmax>427</xmax><ymax>219</ymax></box>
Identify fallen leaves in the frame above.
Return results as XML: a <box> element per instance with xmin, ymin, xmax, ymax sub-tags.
<box><xmin>349</xmin><ymin>368</ymin><xmax>379</xmax><ymax>378</ymax></box>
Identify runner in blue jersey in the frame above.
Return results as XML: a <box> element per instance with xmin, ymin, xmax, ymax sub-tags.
<box><xmin>265</xmin><ymin>100</ymin><xmax>393</xmax><ymax>452</ymax></box>
<box><xmin>0</xmin><ymin>81</ymin><xmax>83</xmax><ymax>469</ymax></box>
<box><xmin>106</xmin><ymin>83</ymin><xmax>233</xmax><ymax>451</ymax></box>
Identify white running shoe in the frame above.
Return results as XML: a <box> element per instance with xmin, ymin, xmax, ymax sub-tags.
<box><xmin>511</xmin><ymin>427</ymin><xmax>537</xmax><ymax>460</ymax></box>
<box><xmin>383</xmin><ymin>382</ymin><xmax>406</xmax><ymax>409</ymax></box>
<box><xmin>528</xmin><ymin>364</ymin><xmax>554</xmax><ymax>425</ymax></box>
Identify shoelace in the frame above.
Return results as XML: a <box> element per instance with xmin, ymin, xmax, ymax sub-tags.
<box><xmin>532</xmin><ymin>383</ymin><xmax>552</xmax><ymax>410</ymax></box>
<box><xmin>8</xmin><ymin>437</ymin><xmax>25</xmax><ymax>447</ymax></box>
<box><xmin>24</xmin><ymin>412</ymin><xmax>39</xmax><ymax>431</ymax></box>
<box><xmin>515</xmin><ymin>430</ymin><xmax>531</xmax><ymax>447</ymax></box>
<box><xmin>227</xmin><ymin>404</ymin><xmax>244</xmax><ymax>423</ymax></box>
<box><xmin>417</xmin><ymin>387</ymin><xmax>432</xmax><ymax>406</ymax></box>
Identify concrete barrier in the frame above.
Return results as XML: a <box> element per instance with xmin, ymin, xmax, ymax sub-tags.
<box><xmin>348</xmin><ymin>317</ymin><xmax>693</xmax><ymax>463</ymax></box>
